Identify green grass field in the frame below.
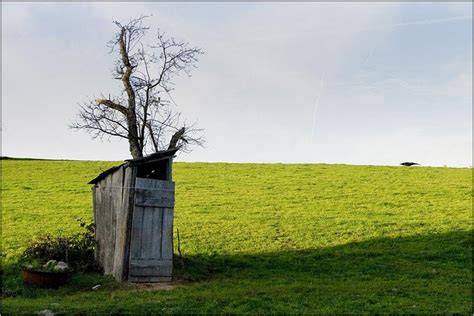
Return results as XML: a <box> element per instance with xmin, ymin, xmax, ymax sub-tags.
<box><xmin>1</xmin><ymin>159</ymin><xmax>472</xmax><ymax>314</ymax></box>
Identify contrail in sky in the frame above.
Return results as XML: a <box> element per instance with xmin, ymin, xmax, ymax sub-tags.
<box><xmin>307</xmin><ymin>14</ymin><xmax>471</xmax><ymax>139</ymax></box>
<box><xmin>311</xmin><ymin>74</ymin><xmax>325</xmax><ymax>139</ymax></box>
<box><xmin>388</xmin><ymin>15</ymin><xmax>472</xmax><ymax>28</ymax></box>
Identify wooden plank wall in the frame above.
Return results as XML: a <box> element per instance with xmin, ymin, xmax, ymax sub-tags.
<box><xmin>128</xmin><ymin>178</ymin><xmax>175</xmax><ymax>282</ymax></box>
<box><xmin>93</xmin><ymin>166</ymin><xmax>136</xmax><ymax>281</ymax></box>
<box><xmin>112</xmin><ymin>166</ymin><xmax>136</xmax><ymax>281</ymax></box>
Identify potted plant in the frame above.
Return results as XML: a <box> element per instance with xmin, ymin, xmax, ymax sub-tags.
<box><xmin>22</xmin><ymin>259</ymin><xmax>71</xmax><ymax>288</ymax></box>
<box><xmin>19</xmin><ymin>219</ymin><xmax>98</xmax><ymax>288</ymax></box>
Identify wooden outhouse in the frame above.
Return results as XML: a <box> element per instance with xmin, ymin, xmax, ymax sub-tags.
<box><xmin>88</xmin><ymin>148</ymin><xmax>178</xmax><ymax>282</ymax></box>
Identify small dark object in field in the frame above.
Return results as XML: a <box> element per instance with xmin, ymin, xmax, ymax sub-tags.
<box><xmin>22</xmin><ymin>269</ymin><xmax>70</xmax><ymax>288</ymax></box>
<box><xmin>400</xmin><ymin>162</ymin><xmax>420</xmax><ymax>167</ymax></box>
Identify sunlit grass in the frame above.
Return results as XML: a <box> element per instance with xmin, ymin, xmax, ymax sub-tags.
<box><xmin>1</xmin><ymin>159</ymin><xmax>471</xmax><ymax>313</ymax></box>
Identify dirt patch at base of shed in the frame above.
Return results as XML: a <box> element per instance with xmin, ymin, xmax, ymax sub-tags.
<box><xmin>132</xmin><ymin>279</ymin><xmax>187</xmax><ymax>291</ymax></box>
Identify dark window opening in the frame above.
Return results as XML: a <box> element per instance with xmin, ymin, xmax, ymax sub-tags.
<box><xmin>136</xmin><ymin>159</ymin><xmax>170</xmax><ymax>180</ymax></box>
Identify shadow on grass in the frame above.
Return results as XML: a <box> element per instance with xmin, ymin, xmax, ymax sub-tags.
<box><xmin>1</xmin><ymin>267</ymin><xmax>121</xmax><ymax>299</ymax></box>
<box><xmin>2</xmin><ymin>230</ymin><xmax>471</xmax><ymax>313</ymax></box>
<box><xmin>175</xmin><ymin>231</ymin><xmax>472</xmax><ymax>296</ymax></box>
<box><xmin>176</xmin><ymin>229</ymin><xmax>471</xmax><ymax>285</ymax></box>
<box><xmin>169</xmin><ymin>230</ymin><xmax>471</xmax><ymax>313</ymax></box>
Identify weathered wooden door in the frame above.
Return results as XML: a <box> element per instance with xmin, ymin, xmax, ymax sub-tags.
<box><xmin>128</xmin><ymin>178</ymin><xmax>175</xmax><ymax>282</ymax></box>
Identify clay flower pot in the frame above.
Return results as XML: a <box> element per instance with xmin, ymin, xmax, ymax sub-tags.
<box><xmin>22</xmin><ymin>269</ymin><xmax>70</xmax><ymax>288</ymax></box>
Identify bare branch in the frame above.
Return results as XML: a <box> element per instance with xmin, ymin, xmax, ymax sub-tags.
<box><xmin>72</xmin><ymin>15</ymin><xmax>205</xmax><ymax>158</ymax></box>
<box><xmin>95</xmin><ymin>98</ymin><xmax>128</xmax><ymax>115</ymax></box>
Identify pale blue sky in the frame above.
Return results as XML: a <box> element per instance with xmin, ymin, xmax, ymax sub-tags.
<box><xmin>2</xmin><ymin>2</ymin><xmax>472</xmax><ymax>166</ymax></box>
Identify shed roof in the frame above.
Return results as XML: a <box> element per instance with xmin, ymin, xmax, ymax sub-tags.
<box><xmin>88</xmin><ymin>148</ymin><xmax>179</xmax><ymax>185</ymax></box>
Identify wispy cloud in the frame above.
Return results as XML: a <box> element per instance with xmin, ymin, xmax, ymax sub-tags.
<box><xmin>311</xmin><ymin>74</ymin><xmax>325</xmax><ymax>139</ymax></box>
<box><xmin>387</xmin><ymin>15</ymin><xmax>472</xmax><ymax>28</ymax></box>
<box><xmin>1</xmin><ymin>2</ymin><xmax>471</xmax><ymax>166</ymax></box>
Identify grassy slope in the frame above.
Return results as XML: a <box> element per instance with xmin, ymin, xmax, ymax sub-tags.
<box><xmin>1</xmin><ymin>160</ymin><xmax>472</xmax><ymax>314</ymax></box>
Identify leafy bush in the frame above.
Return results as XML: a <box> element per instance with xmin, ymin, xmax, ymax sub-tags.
<box><xmin>19</xmin><ymin>219</ymin><xmax>98</xmax><ymax>272</ymax></box>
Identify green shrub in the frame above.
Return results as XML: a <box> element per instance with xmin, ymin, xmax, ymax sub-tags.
<box><xmin>19</xmin><ymin>219</ymin><xmax>98</xmax><ymax>272</ymax></box>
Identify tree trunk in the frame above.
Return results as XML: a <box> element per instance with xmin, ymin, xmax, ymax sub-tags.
<box><xmin>119</xmin><ymin>27</ymin><xmax>143</xmax><ymax>159</ymax></box>
<box><xmin>168</xmin><ymin>127</ymin><xmax>186</xmax><ymax>150</ymax></box>
<box><xmin>128</xmin><ymin>135</ymin><xmax>143</xmax><ymax>159</ymax></box>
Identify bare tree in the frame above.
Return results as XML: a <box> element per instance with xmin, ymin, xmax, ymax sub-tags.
<box><xmin>71</xmin><ymin>16</ymin><xmax>204</xmax><ymax>159</ymax></box>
